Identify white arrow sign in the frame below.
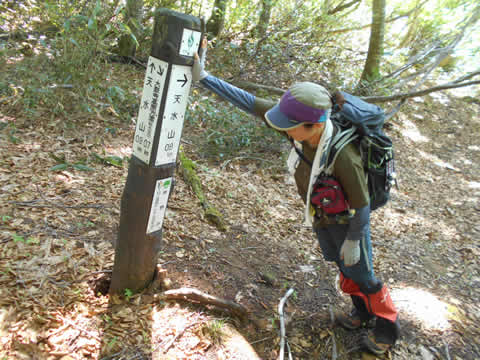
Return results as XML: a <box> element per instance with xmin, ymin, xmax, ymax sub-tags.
<box><xmin>132</xmin><ymin>56</ymin><xmax>168</xmax><ymax>164</ymax></box>
<box><xmin>155</xmin><ymin>64</ymin><xmax>192</xmax><ymax>166</ymax></box>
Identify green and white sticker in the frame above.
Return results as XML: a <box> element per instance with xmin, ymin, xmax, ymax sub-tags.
<box><xmin>179</xmin><ymin>29</ymin><xmax>201</xmax><ymax>57</ymax></box>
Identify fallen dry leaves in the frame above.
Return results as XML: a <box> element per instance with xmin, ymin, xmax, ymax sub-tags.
<box><xmin>0</xmin><ymin>88</ymin><xmax>479</xmax><ymax>360</ymax></box>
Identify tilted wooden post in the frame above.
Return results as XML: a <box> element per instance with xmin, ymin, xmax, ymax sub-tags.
<box><xmin>109</xmin><ymin>9</ymin><xmax>202</xmax><ymax>295</ymax></box>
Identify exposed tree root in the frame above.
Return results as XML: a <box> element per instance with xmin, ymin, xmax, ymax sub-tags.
<box><xmin>159</xmin><ymin>287</ymin><xmax>248</xmax><ymax>319</ymax></box>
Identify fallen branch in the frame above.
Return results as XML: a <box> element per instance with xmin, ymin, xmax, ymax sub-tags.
<box><xmin>11</xmin><ymin>200</ymin><xmax>106</xmax><ymax>210</ymax></box>
<box><xmin>278</xmin><ymin>288</ymin><xmax>295</xmax><ymax>360</ymax></box>
<box><xmin>230</xmin><ymin>78</ymin><xmax>480</xmax><ymax>105</ymax></box>
<box><xmin>365</xmin><ymin>80</ymin><xmax>480</xmax><ymax>103</ymax></box>
<box><xmin>159</xmin><ymin>287</ymin><xmax>248</xmax><ymax>319</ymax></box>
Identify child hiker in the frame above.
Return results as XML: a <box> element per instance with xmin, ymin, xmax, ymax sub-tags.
<box><xmin>192</xmin><ymin>39</ymin><xmax>400</xmax><ymax>355</ymax></box>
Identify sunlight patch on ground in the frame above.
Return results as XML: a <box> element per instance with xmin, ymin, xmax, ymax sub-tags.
<box><xmin>468</xmin><ymin>181</ymin><xmax>480</xmax><ymax>189</ymax></box>
<box><xmin>401</xmin><ymin>119</ymin><xmax>429</xmax><ymax>143</ymax></box>
<box><xmin>108</xmin><ymin>145</ymin><xmax>132</xmax><ymax>157</ymax></box>
<box><xmin>429</xmin><ymin>92</ymin><xmax>451</xmax><ymax>106</ymax></box>
<box><xmin>151</xmin><ymin>304</ymin><xmax>194</xmax><ymax>358</ymax></box>
<box><xmin>416</xmin><ymin>149</ymin><xmax>458</xmax><ymax>171</ymax></box>
<box><xmin>382</xmin><ymin>208</ymin><xmax>429</xmax><ymax>229</ymax></box>
<box><xmin>54</xmin><ymin>172</ymin><xmax>85</xmax><ymax>185</ymax></box>
<box><xmin>45</xmin><ymin>309</ymin><xmax>103</xmax><ymax>356</ymax></box>
<box><xmin>391</xmin><ymin>287</ymin><xmax>451</xmax><ymax>331</ymax></box>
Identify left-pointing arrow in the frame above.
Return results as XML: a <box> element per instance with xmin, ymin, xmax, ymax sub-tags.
<box><xmin>177</xmin><ymin>74</ymin><xmax>188</xmax><ymax>87</ymax></box>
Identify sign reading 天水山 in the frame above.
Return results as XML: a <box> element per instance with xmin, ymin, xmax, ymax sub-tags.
<box><xmin>132</xmin><ymin>57</ymin><xmax>168</xmax><ymax>164</ymax></box>
<box><xmin>155</xmin><ymin>64</ymin><xmax>192</xmax><ymax>166</ymax></box>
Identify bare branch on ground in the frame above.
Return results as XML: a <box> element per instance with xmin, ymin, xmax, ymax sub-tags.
<box><xmin>159</xmin><ymin>287</ymin><xmax>248</xmax><ymax>319</ymax></box>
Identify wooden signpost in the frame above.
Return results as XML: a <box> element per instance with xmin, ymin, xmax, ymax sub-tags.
<box><xmin>109</xmin><ymin>9</ymin><xmax>202</xmax><ymax>294</ymax></box>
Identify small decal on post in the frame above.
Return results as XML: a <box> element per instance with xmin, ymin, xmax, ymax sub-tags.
<box><xmin>146</xmin><ymin>178</ymin><xmax>172</xmax><ymax>234</ymax></box>
<box><xmin>133</xmin><ymin>57</ymin><xmax>168</xmax><ymax>164</ymax></box>
<box><xmin>179</xmin><ymin>29</ymin><xmax>202</xmax><ymax>57</ymax></box>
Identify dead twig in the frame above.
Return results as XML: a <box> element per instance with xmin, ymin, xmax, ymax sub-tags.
<box><xmin>329</xmin><ymin>305</ymin><xmax>335</xmax><ymax>326</ymax></box>
<box><xmin>11</xmin><ymin>199</ymin><xmax>106</xmax><ymax>210</ymax></box>
<box><xmin>57</xmin><ymin>315</ymin><xmax>102</xmax><ymax>342</ymax></box>
<box><xmin>328</xmin><ymin>306</ymin><xmax>338</xmax><ymax>359</ymax></box>
<box><xmin>278</xmin><ymin>288</ymin><xmax>295</xmax><ymax>360</ymax></box>
<box><xmin>331</xmin><ymin>331</ymin><xmax>337</xmax><ymax>360</ymax></box>
<box><xmin>443</xmin><ymin>340</ymin><xmax>451</xmax><ymax>360</ymax></box>
<box><xmin>159</xmin><ymin>287</ymin><xmax>248</xmax><ymax>319</ymax></box>
<box><xmin>249</xmin><ymin>336</ymin><xmax>272</xmax><ymax>345</ymax></box>
<box><xmin>163</xmin><ymin>319</ymin><xmax>201</xmax><ymax>353</ymax></box>
<box><xmin>286</xmin><ymin>341</ymin><xmax>294</xmax><ymax>360</ymax></box>
<box><xmin>220</xmin><ymin>156</ymin><xmax>275</xmax><ymax>170</ymax></box>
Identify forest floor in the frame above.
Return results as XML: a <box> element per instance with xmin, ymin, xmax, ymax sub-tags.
<box><xmin>0</xmin><ymin>61</ymin><xmax>479</xmax><ymax>360</ymax></box>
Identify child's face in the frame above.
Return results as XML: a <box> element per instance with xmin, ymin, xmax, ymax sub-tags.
<box><xmin>286</xmin><ymin>123</ymin><xmax>324</xmax><ymax>146</ymax></box>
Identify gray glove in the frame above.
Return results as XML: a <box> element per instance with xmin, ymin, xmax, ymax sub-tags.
<box><xmin>192</xmin><ymin>46</ymin><xmax>208</xmax><ymax>82</ymax></box>
<box><xmin>340</xmin><ymin>239</ymin><xmax>360</xmax><ymax>266</ymax></box>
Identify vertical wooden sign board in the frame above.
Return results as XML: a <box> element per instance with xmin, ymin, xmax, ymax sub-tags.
<box><xmin>109</xmin><ymin>9</ymin><xmax>202</xmax><ymax>294</ymax></box>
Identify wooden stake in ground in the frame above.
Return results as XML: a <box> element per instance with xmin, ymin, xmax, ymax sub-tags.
<box><xmin>109</xmin><ymin>9</ymin><xmax>203</xmax><ymax>295</ymax></box>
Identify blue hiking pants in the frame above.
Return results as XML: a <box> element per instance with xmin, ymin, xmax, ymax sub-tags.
<box><xmin>315</xmin><ymin>223</ymin><xmax>380</xmax><ymax>293</ymax></box>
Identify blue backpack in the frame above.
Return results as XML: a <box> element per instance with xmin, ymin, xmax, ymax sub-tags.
<box><xmin>326</xmin><ymin>92</ymin><xmax>397</xmax><ymax>211</ymax></box>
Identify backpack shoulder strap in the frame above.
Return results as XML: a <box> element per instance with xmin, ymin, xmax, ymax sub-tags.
<box><xmin>324</xmin><ymin>124</ymin><xmax>359</xmax><ymax>174</ymax></box>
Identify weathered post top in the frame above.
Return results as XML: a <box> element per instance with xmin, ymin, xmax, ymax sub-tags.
<box><xmin>152</xmin><ymin>9</ymin><xmax>203</xmax><ymax>65</ymax></box>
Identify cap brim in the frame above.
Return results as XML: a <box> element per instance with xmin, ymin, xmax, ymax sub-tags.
<box><xmin>264</xmin><ymin>104</ymin><xmax>303</xmax><ymax>131</ymax></box>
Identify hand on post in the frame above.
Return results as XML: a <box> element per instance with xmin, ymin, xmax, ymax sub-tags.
<box><xmin>193</xmin><ymin>37</ymin><xmax>208</xmax><ymax>82</ymax></box>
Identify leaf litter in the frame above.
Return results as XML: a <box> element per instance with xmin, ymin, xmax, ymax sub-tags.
<box><xmin>0</xmin><ymin>89</ymin><xmax>479</xmax><ymax>359</ymax></box>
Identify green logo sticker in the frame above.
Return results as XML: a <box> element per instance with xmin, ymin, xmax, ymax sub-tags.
<box><xmin>188</xmin><ymin>33</ymin><xmax>195</xmax><ymax>49</ymax></box>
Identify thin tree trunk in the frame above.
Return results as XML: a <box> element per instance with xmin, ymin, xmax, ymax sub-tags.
<box><xmin>207</xmin><ymin>0</ymin><xmax>228</xmax><ymax>37</ymax></box>
<box><xmin>252</xmin><ymin>0</ymin><xmax>273</xmax><ymax>39</ymax></box>
<box><xmin>357</xmin><ymin>0</ymin><xmax>386</xmax><ymax>93</ymax></box>
<box><xmin>118</xmin><ymin>0</ymin><xmax>143</xmax><ymax>58</ymax></box>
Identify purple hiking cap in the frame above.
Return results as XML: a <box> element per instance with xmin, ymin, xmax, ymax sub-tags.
<box><xmin>265</xmin><ymin>82</ymin><xmax>332</xmax><ymax>131</ymax></box>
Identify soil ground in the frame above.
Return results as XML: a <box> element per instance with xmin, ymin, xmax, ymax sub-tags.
<box><xmin>0</xmin><ymin>71</ymin><xmax>479</xmax><ymax>359</ymax></box>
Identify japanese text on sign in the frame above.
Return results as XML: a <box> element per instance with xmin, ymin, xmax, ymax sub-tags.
<box><xmin>155</xmin><ymin>64</ymin><xmax>192</xmax><ymax>166</ymax></box>
<box><xmin>132</xmin><ymin>56</ymin><xmax>168</xmax><ymax>164</ymax></box>
<box><xmin>146</xmin><ymin>178</ymin><xmax>172</xmax><ymax>234</ymax></box>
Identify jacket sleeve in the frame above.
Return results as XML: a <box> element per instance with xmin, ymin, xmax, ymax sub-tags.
<box><xmin>199</xmin><ymin>75</ymin><xmax>277</xmax><ymax>119</ymax></box>
<box><xmin>200</xmin><ymin>75</ymin><xmax>256</xmax><ymax>114</ymax></box>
